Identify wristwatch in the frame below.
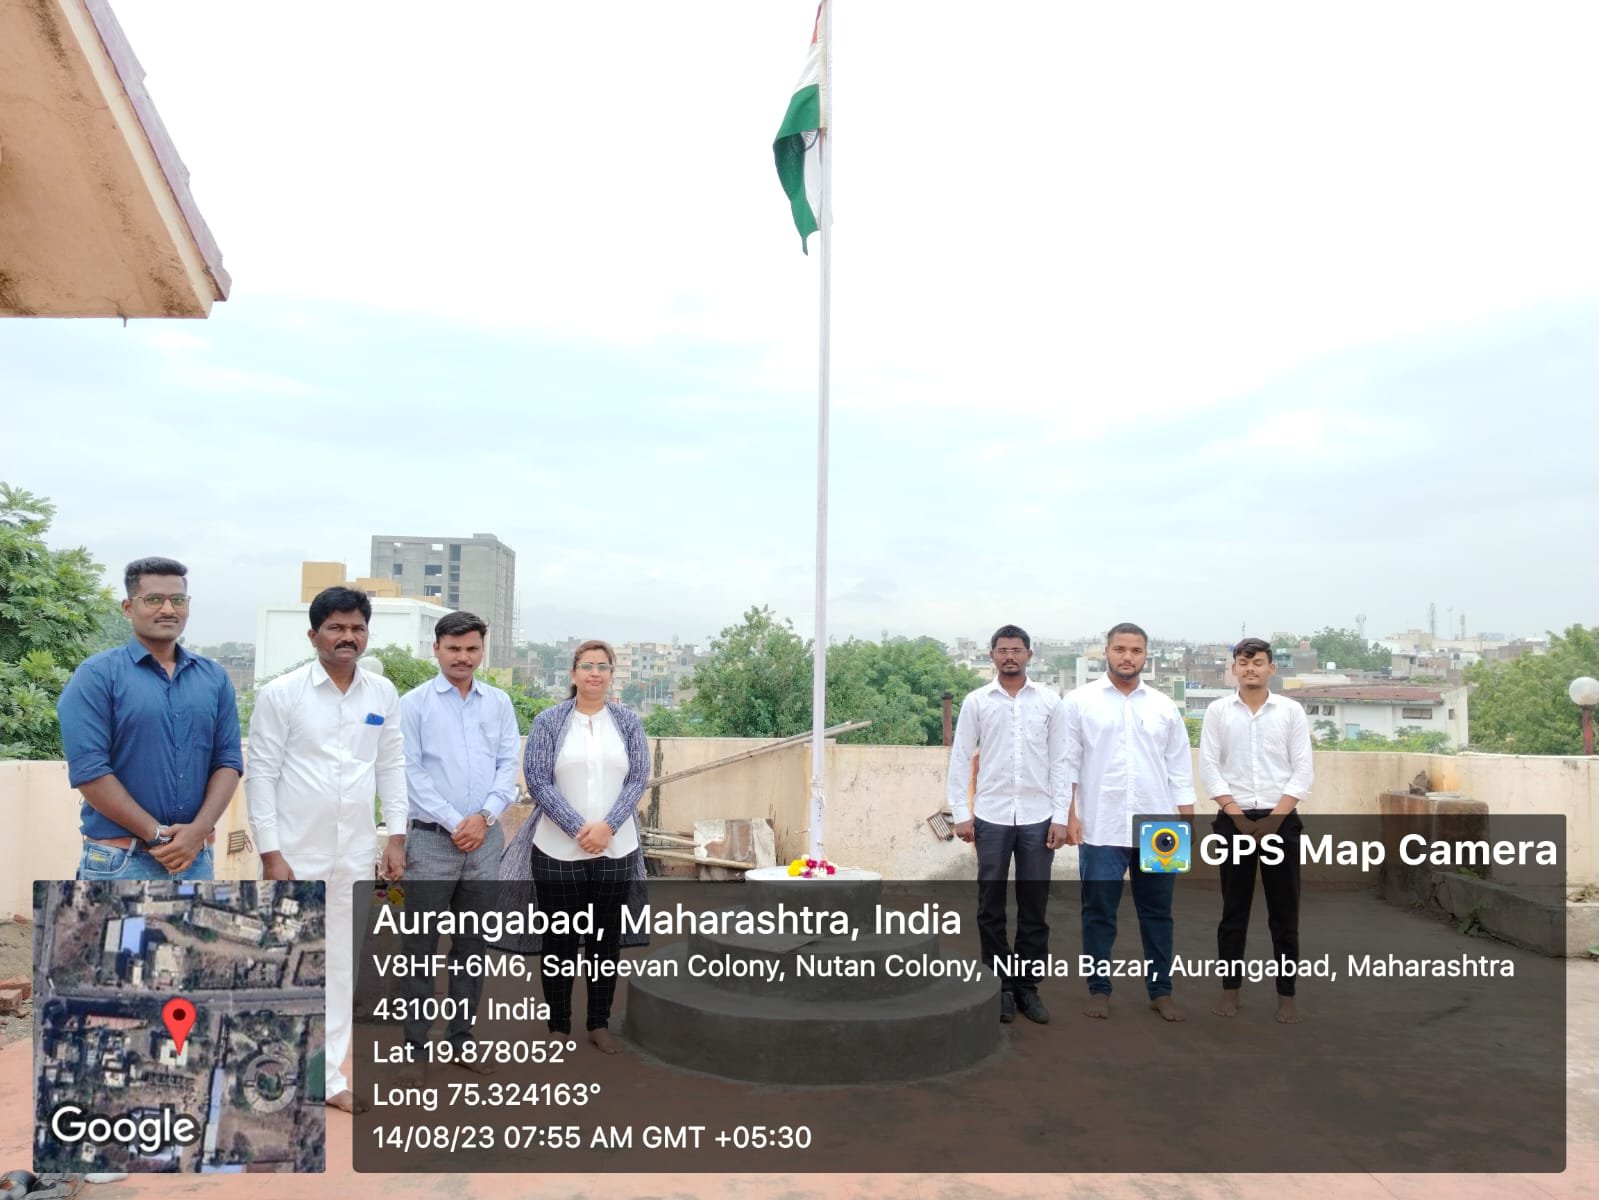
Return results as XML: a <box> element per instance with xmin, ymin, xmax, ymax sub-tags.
<box><xmin>477</xmin><ymin>809</ymin><xmax>497</xmax><ymax>828</ymax></box>
<box><xmin>150</xmin><ymin>824</ymin><xmax>174</xmax><ymax>846</ymax></box>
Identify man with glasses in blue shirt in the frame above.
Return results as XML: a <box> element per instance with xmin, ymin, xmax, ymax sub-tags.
<box><xmin>58</xmin><ymin>557</ymin><xmax>243</xmax><ymax>880</ymax></box>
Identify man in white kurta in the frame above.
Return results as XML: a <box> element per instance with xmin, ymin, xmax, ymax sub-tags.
<box><xmin>245</xmin><ymin>589</ymin><xmax>407</xmax><ymax>1111</ymax></box>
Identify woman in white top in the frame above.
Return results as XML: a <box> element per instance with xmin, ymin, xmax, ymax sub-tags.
<box><xmin>520</xmin><ymin>639</ymin><xmax>649</xmax><ymax>1052</ymax></box>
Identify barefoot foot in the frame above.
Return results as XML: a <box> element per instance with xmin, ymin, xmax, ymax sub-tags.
<box><xmin>1083</xmin><ymin>994</ymin><xmax>1110</xmax><ymax>1019</ymax></box>
<box><xmin>1275</xmin><ymin>996</ymin><xmax>1301</xmax><ymax>1024</ymax></box>
<box><xmin>1149</xmin><ymin>996</ymin><xmax>1185</xmax><ymax>1022</ymax></box>
<box><xmin>326</xmin><ymin>1089</ymin><xmax>367</xmax><ymax>1114</ymax></box>
<box><xmin>1212</xmin><ymin>990</ymin><xmax>1240</xmax><ymax>1018</ymax></box>
<box><xmin>588</xmin><ymin>1027</ymin><xmax>622</xmax><ymax>1054</ymax></box>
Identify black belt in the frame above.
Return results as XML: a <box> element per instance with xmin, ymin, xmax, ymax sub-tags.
<box><xmin>410</xmin><ymin>819</ymin><xmax>450</xmax><ymax>835</ymax></box>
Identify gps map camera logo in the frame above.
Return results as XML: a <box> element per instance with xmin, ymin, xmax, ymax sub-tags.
<box><xmin>1139</xmin><ymin>820</ymin><xmax>1192</xmax><ymax>873</ymax></box>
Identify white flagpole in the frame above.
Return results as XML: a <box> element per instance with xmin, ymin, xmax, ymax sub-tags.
<box><xmin>809</xmin><ymin>4</ymin><xmax>833</xmax><ymax>862</ymax></box>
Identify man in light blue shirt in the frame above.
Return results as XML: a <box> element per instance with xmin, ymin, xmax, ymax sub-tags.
<box><xmin>398</xmin><ymin>611</ymin><xmax>521</xmax><ymax>1069</ymax></box>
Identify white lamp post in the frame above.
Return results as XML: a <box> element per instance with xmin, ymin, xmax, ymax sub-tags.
<box><xmin>1569</xmin><ymin>676</ymin><xmax>1599</xmax><ymax>756</ymax></box>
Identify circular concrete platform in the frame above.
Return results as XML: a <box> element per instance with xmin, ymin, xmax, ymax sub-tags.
<box><xmin>625</xmin><ymin>940</ymin><xmax>999</xmax><ymax>1083</ymax></box>
<box><xmin>625</xmin><ymin>879</ymin><xmax>1000</xmax><ymax>1083</ymax></box>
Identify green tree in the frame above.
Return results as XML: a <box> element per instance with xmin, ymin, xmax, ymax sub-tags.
<box><xmin>87</xmin><ymin>605</ymin><xmax>132</xmax><ymax>654</ymax></box>
<box><xmin>825</xmin><ymin>637</ymin><xmax>983</xmax><ymax>746</ymax></box>
<box><xmin>679</xmin><ymin>608</ymin><xmax>987</xmax><ymax>746</ymax></box>
<box><xmin>1393</xmin><ymin>727</ymin><xmax>1452</xmax><ymax>754</ymax></box>
<box><xmin>1304</xmin><ymin>627</ymin><xmax>1391</xmax><ymax>672</ymax></box>
<box><xmin>1465</xmin><ymin>625</ymin><xmax>1599</xmax><ymax>754</ymax></box>
<box><xmin>683</xmin><ymin>606</ymin><xmax>814</xmax><ymax>737</ymax></box>
<box><xmin>1314</xmin><ymin>726</ymin><xmax>1454</xmax><ymax>754</ymax></box>
<box><xmin>0</xmin><ymin>484</ymin><xmax>121</xmax><ymax>758</ymax></box>
<box><xmin>1184</xmin><ymin>716</ymin><xmax>1203</xmax><ymax>747</ymax></box>
<box><xmin>644</xmin><ymin>707</ymin><xmax>706</xmax><ymax>737</ymax></box>
<box><xmin>235</xmin><ymin>686</ymin><xmax>257</xmax><ymax>734</ymax></box>
<box><xmin>368</xmin><ymin>645</ymin><xmax>439</xmax><ymax>694</ymax></box>
<box><xmin>505</xmin><ymin>682</ymin><xmax>557</xmax><ymax>733</ymax></box>
<box><xmin>621</xmin><ymin>682</ymin><xmax>646</xmax><ymax>707</ymax></box>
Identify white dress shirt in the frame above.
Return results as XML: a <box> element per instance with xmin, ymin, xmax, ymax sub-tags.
<box><xmin>1064</xmin><ymin>675</ymin><xmax>1194</xmax><ymax>848</ymax></box>
<box><xmin>533</xmin><ymin>706</ymin><xmax>639</xmax><ymax>861</ymax></box>
<box><xmin>245</xmin><ymin>659</ymin><xmax>407</xmax><ymax>866</ymax></box>
<box><xmin>945</xmin><ymin>676</ymin><xmax>1070</xmax><ymax>825</ymax></box>
<box><xmin>400</xmin><ymin>673</ymin><xmax>521</xmax><ymax>831</ymax></box>
<box><xmin>1199</xmin><ymin>691</ymin><xmax>1313</xmax><ymax>811</ymax></box>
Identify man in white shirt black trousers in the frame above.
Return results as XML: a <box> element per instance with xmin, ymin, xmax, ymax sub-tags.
<box><xmin>1064</xmin><ymin>622</ymin><xmax>1193</xmax><ymax>1022</ymax></box>
<box><xmin>1199</xmin><ymin>637</ymin><xmax>1313</xmax><ymax>1024</ymax></box>
<box><xmin>947</xmin><ymin>625</ymin><xmax>1070</xmax><ymax>1025</ymax></box>
<box><xmin>246</xmin><ymin>588</ymin><xmax>408</xmax><ymax>1114</ymax></box>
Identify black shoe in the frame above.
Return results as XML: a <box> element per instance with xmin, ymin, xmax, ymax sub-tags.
<box><xmin>999</xmin><ymin>991</ymin><xmax>1017</xmax><ymax>1023</ymax></box>
<box><xmin>1017</xmin><ymin>992</ymin><xmax>1050</xmax><ymax>1024</ymax></box>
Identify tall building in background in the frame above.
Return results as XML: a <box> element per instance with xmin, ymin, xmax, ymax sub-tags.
<box><xmin>370</xmin><ymin>534</ymin><xmax>517</xmax><ymax>667</ymax></box>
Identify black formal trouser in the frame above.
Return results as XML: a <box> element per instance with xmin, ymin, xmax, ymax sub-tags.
<box><xmin>530</xmin><ymin>845</ymin><xmax>633</xmax><ymax>1031</ymax></box>
<box><xmin>1214</xmin><ymin>809</ymin><xmax>1303</xmax><ymax>995</ymax></box>
<box><xmin>974</xmin><ymin>817</ymin><xmax>1054</xmax><ymax>997</ymax></box>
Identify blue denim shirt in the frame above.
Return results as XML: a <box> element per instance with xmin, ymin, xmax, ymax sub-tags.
<box><xmin>57</xmin><ymin>640</ymin><xmax>244</xmax><ymax>840</ymax></box>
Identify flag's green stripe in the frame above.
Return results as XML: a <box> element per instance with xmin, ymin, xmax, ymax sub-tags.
<box><xmin>774</xmin><ymin>133</ymin><xmax>818</xmax><ymax>250</ymax></box>
<box><xmin>774</xmin><ymin>84</ymin><xmax>821</xmax><ymax>251</ymax></box>
<box><xmin>775</xmin><ymin>82</ymin><xmax>820</xmax><ymax>141</ymax></box>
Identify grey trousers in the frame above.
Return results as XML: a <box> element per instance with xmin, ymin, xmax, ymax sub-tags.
<box><xmin>400</xmin><ymin>822</ymin><xmax>505</xmax><ymax>1048</ymax></box>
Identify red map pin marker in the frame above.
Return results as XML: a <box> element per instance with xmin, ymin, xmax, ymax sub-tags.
<box><xmin>162</xmin><ymin>997</ymin><xmax>197</xmax><ymax>1054</ymax></box>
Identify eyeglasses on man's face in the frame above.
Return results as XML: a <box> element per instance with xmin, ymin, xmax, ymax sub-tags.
<box><xmin>134</xmin><ymin>593</ymin><xmax>190</xmax><ymax>610</ymax></box>
<box><xmin>576</xmin><ymin>662</ymin><xmax>614</xmax><ymax>674</ymax></box>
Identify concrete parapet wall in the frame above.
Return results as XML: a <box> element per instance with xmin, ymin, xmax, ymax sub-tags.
<box><xmin>1427</xmin><ymin>753</ymin><xmax>1598</xmax><ymax>889</ymax></box>
<box><xmin>1</xmin><ymin>757</ymin><xmax>259</xmax><ymax>919</ymax></box>
<box><xmin>4</xmin><ymin>744</ymin><xmax>1594</xmax><ymax>917</ymax></box>
<box><xmin>646</xmin><ymin>736</ymin><xmax>807</xmax><ymax>852</ymax></box>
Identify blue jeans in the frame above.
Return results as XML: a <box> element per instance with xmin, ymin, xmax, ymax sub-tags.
<box><xmin>78</xmin><ymin>841</ymin><xmax>213</xmax><ymax>881</ymax></box>
<box><xmin>1079</xmin><ymin>843</ymin><xmax>1174</xmax><ymax>999</ymax></box>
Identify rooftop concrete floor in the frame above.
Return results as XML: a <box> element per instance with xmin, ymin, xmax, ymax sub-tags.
<box><xmin>4</xmin><ymin>886</ymin><xmax>1596</xmax><ymax>1199</ymax></box>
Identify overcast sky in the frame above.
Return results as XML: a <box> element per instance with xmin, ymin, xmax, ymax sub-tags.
<box><xmin>3</xmin><ymin>1</ymin><xmax>1595</xmax><ymax>650</ymax></box>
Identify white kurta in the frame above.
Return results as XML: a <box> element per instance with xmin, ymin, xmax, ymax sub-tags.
<box><xmin>245</xmin><ymin>658</ymin><xmax>407</xmax><ymax>1096</ymax></box>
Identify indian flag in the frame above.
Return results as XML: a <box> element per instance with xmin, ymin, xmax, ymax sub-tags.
<box><xmin>773</xmin><ymin>2</ymin><xmax>829</xmax><ymax>253</ymax></box>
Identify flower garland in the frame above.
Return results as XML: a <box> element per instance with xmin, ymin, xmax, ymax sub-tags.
<box><xmin>786</xmin><ymin>856</ymin><xmax>838</xmax><ymax>878</ymax></box>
